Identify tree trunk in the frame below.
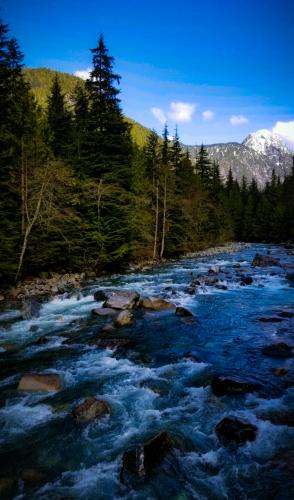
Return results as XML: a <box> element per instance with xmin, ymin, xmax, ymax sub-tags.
<box><xmin>15</xmin><ymin>165</ymin><xmax>49</xmax><ymax>282</ymax></box>
<box><xmin>153</xmin><ymin>180</ymin><xmax>159</xmax><ymax>259</ymax></box>
<box><xmin>160</xmin><ymin>174</ymin><xmax>167</xmax><ymax>259</ymax></box>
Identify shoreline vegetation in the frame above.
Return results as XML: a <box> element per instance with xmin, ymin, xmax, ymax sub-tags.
<box><xmin>0</xmin><ymin>242</ymin><xmax>250</xmax><ymax>302</ymax></box>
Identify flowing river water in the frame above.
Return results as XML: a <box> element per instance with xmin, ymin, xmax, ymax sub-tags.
<box><xmin>0</xmin><ymin>243</ymin><xmax>293</xmax><ymax>499</ymax></box>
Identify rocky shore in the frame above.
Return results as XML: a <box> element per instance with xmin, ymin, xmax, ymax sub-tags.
<box><xmin>0</xmin><ymin>242</ymin><xmax>249</xmax><ymax>303</ymax></box>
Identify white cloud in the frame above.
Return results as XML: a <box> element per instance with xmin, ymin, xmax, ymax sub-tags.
<box><xmin>151</xmin><ymin>107</ymin><xmax>167</xmax><ymax>124</ymax></box>
<box><xmin>151</xmin><ymin>101</ymin><xmax>195</xmax><ymax>124</ymax></box>
<box><xmin>202</xmin><ymin>110</ymin><xmax>215</xmax><ymax>121</ymax></box>
<box><xmin>167</xmin><ymin>101</ymin><xmax>195</xmax><ymax>123</ymax></box>
<box><xmin>230</xmin><ymin>114</ymin><xmax>249</xmax><ymax>125</ymax></box>
<box><xmin>74</xmin><ymin>68</ymin><xmax>91</xmax><ymax>80</ymax></box>
<box><xmin>272</xmin><ymin>120</ymin><xmax>294</xmax><ymax>147</ymax></box>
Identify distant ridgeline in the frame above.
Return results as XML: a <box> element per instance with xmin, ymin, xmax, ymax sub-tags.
<box><xmin>1</xmin><ymin>17</ymin><xmax>294</xmax><ymax>285</ymax></box>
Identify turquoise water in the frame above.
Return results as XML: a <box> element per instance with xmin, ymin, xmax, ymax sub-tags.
<box><xmin>0</xmin><ymin>244</ymin><xmax>293</xmax><ymax>499</ymax></box>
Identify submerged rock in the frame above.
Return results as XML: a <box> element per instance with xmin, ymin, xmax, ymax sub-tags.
<box><xmin>104</xmin><ymin>290</ymin><xmax>140</xmax><ymax>310</ymax></box>
<box><xmin>258</xmin><ymin>316</ymin><xmax>284</xmax><ymax>323</ymax></box>
<box><xmin>215</xmin><ymin>417</ymin><xmax>257</xmax><ymax>444</ymax></box>
<box><xmin>286</xmin><ymin>272</ymin><xmax>294</xmax><ymax>284</ymax></box>
<box><xmin>277</xmin><ymin>310</ymin><xmax>294</xmax><ymax>318</ymax></box>
<box><xmin>18</xmin><ymin>373</ymin><xmax>61</xmax><ymax>392</ymax></box>
<box><xmin>72</xmin><ymin>397</ymin><xmax>111</xmax><ymax>422</ymax></box>
<box><xmin>121</xmin><ymin>431</ymin><xmax>173</xmax><ymax>481</ymax></box>
<box><xmin>92</xmin><ymin>307</ymin><xmax>117</xmax><ymax>317</ymax></box>
<box><xmin>175</xmin><ymin>306</ymin><xmax>193</xmax><ymax>317</ymax></box>
<box><xmin>258</xmin><ymin>410</ymin><xmax>294</xmax><ymax>427</ymax></box>
<box><xmin>273</xmin><ymin>367</ymin><xmax>289</xmax><ymax>376</ymax></box>
<box><xmin>211</xmin><ymin>376</ymin><xmax>259</xmax><ymax>396</ymax></box>
<box><xmin>102</xmin><ymin>323</ymin><xmax>116</xmax><ymax>332</ymax></box>
<box><xmin>251</xmin><ymin>253</ymin><xmax>280</xmax><ymax>267</ymax></box>
<box><xmin>91</xmin><ymin>338</ymin><xmax>132</xmax><ymax>350</ymax></box>
<box><xmin>262</xmin><ymin>343</ymin><xmax>293</xmax><ymax>358</ymax></box>
<box><xmin>240</xmin><ymin>275</ymin><xmax>253</xmax><ymax>285</ymax></box>
<box><xmin>114</xmin><ymin>310</ymin><xmax>135</xmax><ymax>328</ymax></box>
<box><xmin>21</xmin><ymin>298</ymin><xmax>41</xmax><ymax>320</ymax></box>
<box><xmin>140</xmin><ymin>296</ymin><xmax>175</xmax><ymax>311</ymax></box>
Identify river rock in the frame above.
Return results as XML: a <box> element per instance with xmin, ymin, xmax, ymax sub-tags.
<box><xmin>258</xmin><ymin>316</ymin><xmax>284</xmax><ymax>323</ymax></box>
<box><xmin>257</xmin><ymin>410</ymin><xmax>294</xmax><ymax>427</ymax></box>
<box><xmin>140</xmin><ymin>296</ymin><xmax>176</xmax><ymax>311</ymax></box>
<box><xmin>277</xmin><ymin>310</ymin><xmax>294</xmax><ymax>318</ymax></box>
<box><xmin>94</xmin><ymin>290</ymin><xmax>112</xmax><ymax>302</ymax></box>
<box><xmin>175</xmin><ymin>306</ymin><xmax>193</xmax><ymax>317</ymax></box>
<box><xmin>286</xmin><ymin>272</ymin><xmax>294</xmax><ymax>284</ymax></box>
<box><xmin>91</xmin><ymin>338</ymin><xmax>132</xmax><ymax>349</ymax></box>
<box><xmin>104</xmin><ymin>290</ymin><xmax>140</xmax><ymax>310</ymax></box>
<box><xmin>185</xmin><ymin>286</ymin><xmax>196</xmax><ymax>295</ymax></box>
<box><xmin>215</xmin><ymin>417</ymin><xmax>257</xmax><ymax>444</ymax></box>
<box><xmin>203</xmin><ymin>276</ymin><xmax>218</xmax><ymax>286</ymax></box>
<box><xmin>208</xmin><ymin>266</ymin><xmax>220</xmax><ymax>274</ymax></box>
<box><xmin>18</xmin><ymin>373</ymin><xmax>61</xmax><ymax>392</ymax></box>
<box><xmin>72</xmin><ymin>397</ymin><xmax>111</xmax><ymax>422</ymax></box>
<box><xmin>92</xmin><ymin>307</ymin><xmax>117</xmax><ymax>317</ymax></box>
<box><xmin>251</xmin><ymin>253</ymin><xmax>280</xmax><ymax>267</ymax></box>
<box><xmin>21</xmin><ymin>298</ymin><xmax>41</xmax><ymax>320</ymax></box>
<box><xmin>114</xmin><ymin>310</ymin><xmax>135</xmax><ymax>328</ymax></box>
<box><xmin>240</xmin><ymin>275</ymin><xmax>253</xmax><ymax>285</ymax></box>
<box><xmin>211</xmin><ymin>376</ymin><xmax>259</xmax><ymax>396</ymax></box>
<box><xmin>121</xmin><ymin>431</ymin><xmax>173</xmax><ymax>480</ymax></box>
<box><xmin>262</xmin><ymin>342</ymin><xmax>293</xmax><ymax>358</ymax></box>
<box><xmin>273</xmin><ymin>367</ymin><xmax>289</xmax><ymax>376</ymax></box>
<box><xmin>102</xmin><ymin>323</ymin><xmax>116</xmax><ymax>332</ymax></box>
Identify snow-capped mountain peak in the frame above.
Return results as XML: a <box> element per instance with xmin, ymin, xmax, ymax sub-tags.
<box><xmin>243</xmin><ymin>129</ymin><xmax>291</xmax><ymax>155</ymax></box>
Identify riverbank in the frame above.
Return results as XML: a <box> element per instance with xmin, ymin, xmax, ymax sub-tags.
<box><xmin>0</xmin><ymin>242</ymin><xmax>250</xmax><ymax>302</ymax></box>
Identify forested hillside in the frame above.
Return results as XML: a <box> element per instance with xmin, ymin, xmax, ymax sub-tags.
<box><xmin>23</xmin><ymin>68</ymin><xmax>151</xmax><ymax>147</ymax></box>
<box><xmin>1</xmin><ymin>19</ymin><xmax>294</xmax><ymax>285</ymax></box>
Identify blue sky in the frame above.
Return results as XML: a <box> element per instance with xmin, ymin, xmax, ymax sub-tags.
<box><xmin>2</xmin><ymin>0</ymin><xmax>294</xmax><ymax>145</ymax></box>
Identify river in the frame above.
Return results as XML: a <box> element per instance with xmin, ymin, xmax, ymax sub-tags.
<box><xmin>0</xmin><ymin>243</ymin><xmax>293</xmax><ymax>499</ymax></box>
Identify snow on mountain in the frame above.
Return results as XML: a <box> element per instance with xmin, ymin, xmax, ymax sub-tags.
<box><xmin>188</xmin><ymin>129</ymin><xmax>293</xmax><ymax>187</ymax></box>
<box><xmin>243</xmin><ymin>129</ymin><xmax>292</xmax><ymax>155</ymax></box>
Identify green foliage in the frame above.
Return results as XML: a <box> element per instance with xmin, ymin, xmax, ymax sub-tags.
<box><xmin>1</xmin><ymin>18</ymin><xmax>293</xmax><ymax>285</ymax></box>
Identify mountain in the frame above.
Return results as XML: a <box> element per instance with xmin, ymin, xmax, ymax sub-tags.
<box><xmin>23</xmin><ymin>68</ymin><xmax>151</xmax><ymax>147</ymax></box>
<box><xmin>188</xmin><ymin>130</ymin><xmax>293</xmax><ymax>187</ymax></box>
<box><xmin>24</xmin><ymin>68</ymin><xmax>293</xmax><ymax>185</ymax></box>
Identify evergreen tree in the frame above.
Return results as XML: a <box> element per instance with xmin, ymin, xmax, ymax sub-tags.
<box><xmin>85</xmin><ymin>35</ymin><xmax>132</xmax><ymax>186</ymax></box>
<box><xmin>196</xmin><ymin>144</ymin><xmax>213</xmax><ymax>189</ymax></box>
<box><xmin>47</xmin><ymin>74</ymin><xmax>73</xmax><ymax>159</ymax></box>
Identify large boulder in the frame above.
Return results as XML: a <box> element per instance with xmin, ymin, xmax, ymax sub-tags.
<box><xmin>251</xmin><ymin>253</ymin><xmax>280</xmax><ymax>267</ymax></box>
<box><xmin>215</xmin><ymin>417</ymin><xmax>257</xmax><ymax>444</ymax></box>
<box><xmin>211</xmin><ymin>376</ymin><xmax>259</xmax><ymax>396</ymax></box>
<box><xmin>18</xmin><ymin>373</ymin><xmax>61</xmax><ymax>392</ymax></box>
<box><xmin>72</xmin><ymin>397</ymin><xmax>111</xmax><ymax>422</ymax></box>
<box><xmin>140</xmin><ymin>296</ymin><xmax>175</xmax><ymax>311</ymax></box>
<box><xmin>121</xmin><ymin>431</ymin><xmax>173</xmax><ymax>481</ymax></box>
<box><xmin>104</xmin><ymin>290</ymin><xmax>140</xmax><ymax>310</ymax></box>
<box><xmin>114</xmin><ymin>310</ymin><xmax>135</xmax><ymax>328</ymax></box>
<box><xmin>262</xmin><ymin>342</ymin><xmax>293</xmax><ymax>358</ymax></box>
